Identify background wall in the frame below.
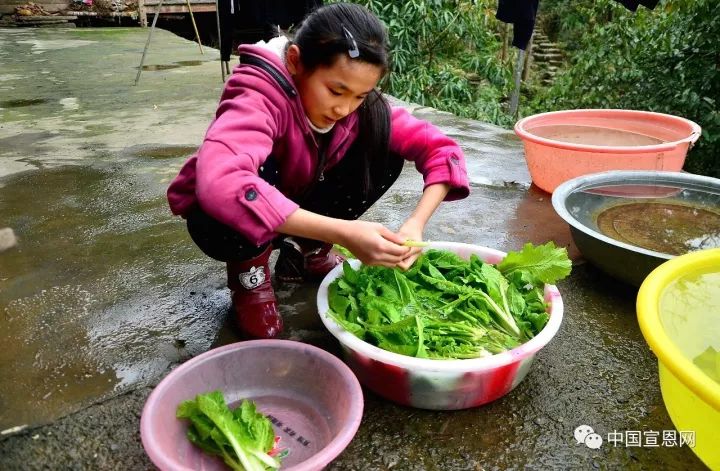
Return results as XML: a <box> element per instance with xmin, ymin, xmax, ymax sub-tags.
<box><xmin>1</xmin><ymin>0</ymin><xmax>70</xmax><ymax>15</ymax></box>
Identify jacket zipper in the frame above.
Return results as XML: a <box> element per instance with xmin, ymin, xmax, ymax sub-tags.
<box><xmin>317</xmin><ymin>148</ymin><xmax>327</xmax><ymax>182</ymax></box>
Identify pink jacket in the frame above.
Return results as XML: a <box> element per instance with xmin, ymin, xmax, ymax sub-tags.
<box><xmin>167</xmin><ymin>44</ymin><xmax>470</xmax><ymax>246</ymax></box>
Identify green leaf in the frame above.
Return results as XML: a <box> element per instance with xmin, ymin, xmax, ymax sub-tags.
<box><xmin>497</xmin><ymin>242</ymin><xmax>572</xmax><ymax>285</ymax></box>
<box><xmin>325</xmin><ymin>243</ymin><xmax>570</xmax><ymax>359</ymax></box>
<box><xmin>341</xmin><ymin>261</ymin><xmax>359</xmax><ymax>285</ymax></box>
<box><xmin>177</xmin><ymin>391</ymin><xmax>280</xmax><ymax>471</ymax></box>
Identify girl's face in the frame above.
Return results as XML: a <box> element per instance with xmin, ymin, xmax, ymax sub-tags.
<box><xmin>287</xmin><ymin>46</ymin><xmax>383</xmax><ymax>129</ymax></box>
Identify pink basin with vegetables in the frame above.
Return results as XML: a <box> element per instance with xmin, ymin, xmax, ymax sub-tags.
<box><xmin>316</xmin><ymin>242</ymin><xmax>564</xmax><ymax>410</ymax></box>
<box><xmin>515</xmin><ymin>109</ymin><xmax>701</xmax><ymax>193</ymax></box>
<box><xmin>140</xmin><ymin>340</ymin><xmax>363</xmax><ymax>471</ymax></box>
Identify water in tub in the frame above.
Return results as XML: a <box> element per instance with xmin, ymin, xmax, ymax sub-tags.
<box><xmin>660</xmin><ymin>268</ymin><xmax>720</xmax><ymax>384</ymax></box>
<box><xmin>596</xmin><ymin>202</ymin><xmax>720</xmax><ymax>255</ymax></box>
<box><xmin>531</xmin><ymin>124</ymin><xmax>665</xmax><ymax>146</ymax></box>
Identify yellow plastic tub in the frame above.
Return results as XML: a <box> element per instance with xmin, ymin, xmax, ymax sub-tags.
<box><xmin>637</xmin><ymin>248</ymin><xmax>720</xmax><ymax>470</ymax></box>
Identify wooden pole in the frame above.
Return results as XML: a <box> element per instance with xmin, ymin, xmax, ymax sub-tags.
<box><xmin>134</xmin><ymin>0</ymin><xmax>164</xmax><ymax>85</ymax></box>
<box><xmin>509</xmin><ymin>47</ymin><xmax>525</xmax><ymax>118</ymax></box>
<box><xmin>500</xmin><ymin>22</ymin><xmax>508</xmax><ymax>63</ymax></box>
<box><xmin>185</xmin><ymin>0</ymin><xmax>204</xmax><ymax>54</ymax></box>
<box><xmin>215</xmin><ymin>0</ymin><xmax>225</xmax><ymax>81</ymax></box>
<box><xmin>522</xmin><ymin>34</ymin><xmax>533</xmax><ymax>81</ymax></box>
<box><xmin>137</xmin><ymin>0</ymin><xmax>147</xmax><ymax>27</ymax></box>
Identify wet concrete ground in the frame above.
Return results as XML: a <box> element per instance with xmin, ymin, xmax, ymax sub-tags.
<box><xmin>0</xmin><ymin>28</ymin><xmax>706</xmax><ymax>470</ymax></box>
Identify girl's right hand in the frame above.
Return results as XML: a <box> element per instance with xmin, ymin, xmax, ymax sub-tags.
<box><xmin>338</xmin><ymin>220</ymin><xmax>410</xmax><ymax>267</ymax></box>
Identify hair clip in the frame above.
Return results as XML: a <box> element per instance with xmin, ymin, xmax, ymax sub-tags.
<box><xmin>342</xmin><ymin>26</ymin><xmax>360</xmax><ymax>58</ymax></box>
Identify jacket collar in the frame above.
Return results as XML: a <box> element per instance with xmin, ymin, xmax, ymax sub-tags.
<box><xmin>237</xmin><ymin>44</ymin><xmax>358</xmax><ymax>147</ymax></box>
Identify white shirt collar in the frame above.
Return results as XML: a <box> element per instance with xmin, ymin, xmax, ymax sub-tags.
<box><xmin>254</xmin><ymin>36</ymin><xmax>335</xmax><ymax>134</ymax></box>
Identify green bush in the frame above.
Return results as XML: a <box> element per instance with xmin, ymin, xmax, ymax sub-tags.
<box><xmin>531</xmin><ymin>0</ymin><xmax>719</xmax><ymax>177</ymax></box>
<box><xmin>337</xmin><ymin>0</ymin><xmax>515</xmax><ymax>126</ymax></box>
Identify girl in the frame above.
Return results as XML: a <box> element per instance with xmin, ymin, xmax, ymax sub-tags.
<box><xmin>167</xmin><ymin>2</ymin><xmax>470</xmax><ymax>339</ymax></box>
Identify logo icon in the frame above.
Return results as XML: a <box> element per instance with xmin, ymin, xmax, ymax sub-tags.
<box><xmin>575</xmin><ymin>425</ymin><xmax>603</xmax><ymax>449</ymax></box>
<box><xmin>239</xmin><ymin>266</ymin><xmax>266</xmax><ymax>290</ymax></box>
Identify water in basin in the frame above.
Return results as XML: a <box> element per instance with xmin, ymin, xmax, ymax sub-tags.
<box><xmin>660</xmin><ymin>269</ymin><xmax>720</xmax><ymax>384</ymax></box>
<box><xmin>596</xmin><ymin>202</ymin><xmax>720</xmax><ymax>255</ymax></box>
<box><xmin>531</xmin><ymin>124</ymin><xmax>665</xmax><ymax>146</ymax></box>
<box><xmin>565</xmin><ymin>182</ymin><xmax>720</xmax><ymax>256</ymax></box>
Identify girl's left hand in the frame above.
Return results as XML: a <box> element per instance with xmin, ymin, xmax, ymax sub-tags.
<box><xmin>396</xmin><ymin>218</ymin><xmax>424</xmax><ymax>270</ymax></box>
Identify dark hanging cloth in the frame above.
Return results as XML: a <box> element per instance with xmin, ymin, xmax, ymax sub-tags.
<box><xmin>496</xmin><ymin>0</ymin><xmax>539</xmax><ymax>51</ymax></box>
<box><xmin>219</xmin><ymin>0</ymin><xmax>241</xmax><ymax>61</ymax></box>
<box><xmin>614</xmin><ymin>0</ymin><xmax>660</xmax><ymax>12</ymax></box>
<box><xmin>219</xmin><ymin>0</ymin><xmax>322</xmax><ymax>62</ymax></box>
<box><xmin>242</xmin><ymin>0</ymin><xmax>322</xmax><ymax>30</ymax></box>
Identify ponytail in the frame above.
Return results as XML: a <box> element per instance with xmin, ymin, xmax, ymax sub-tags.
<box><xmin>354</xmin><ymin>88</ymin><xmax>390</xmax><ymax>195</ymax></box>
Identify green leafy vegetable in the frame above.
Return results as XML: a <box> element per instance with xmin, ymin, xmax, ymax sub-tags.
<box><xmin>497</xmin><ymin>242</ymin><xmax>573</xmax><ymax>286</ymax></box>
<box><xmin>326</xmin><ymin>242</ymin><xmax>571</xmax><ymax>359</ymax></box>
<box><xmin>332</xmin><ymin>244</ymin><xmax>356</xmax><ymax>259</ymax></box>
<box><xmin>176</xmin><ymin>391</ymin><xmax>280</xmax><ymax>471</ymax></box>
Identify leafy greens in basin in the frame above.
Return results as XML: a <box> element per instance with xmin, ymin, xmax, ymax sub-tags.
<box><xmin>326</xmin><ymin>242</ymin><xmax>571</xmax><ymax>359</ymax></box>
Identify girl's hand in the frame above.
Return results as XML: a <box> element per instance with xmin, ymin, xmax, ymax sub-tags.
<box><xmin>396</xmin><ymin>218</ymin><xmax>425</xmax><ymax>270</ymax></box>
<box><xmin>338</xmin><ymin>220</ymin><xmax>410</xmax><ymax>267</ymax></box>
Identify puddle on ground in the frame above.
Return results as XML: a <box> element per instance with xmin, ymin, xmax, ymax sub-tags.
<box><xmin>174</xmin><ymin>60</ymin><xmax>205</xmax><ymax>66</ymax></box>
<box><xmin>0</xmin><ymin>131</ymin><xmax>56</xmax><ymax>153</ymax></box>
<box><xmin>135</xmin><ymin>145</ymin><xmax>198</xmax><ymax>159</ymax></box>
<box><xmin>0</xmin><ymin>164</ymin><xmax>224</xmax><ymax>429</ymax></box>
<box><xmin>0</xmin><ymin>98</ymin><xmax>48</xmax><ymax>108</ymax></box>
<box><xmin>17</xmin><ymin>39</ymin><xmax>96</xmax><ymax>53</ymax></box>
<box><xmin>141</xmin><ymin>64</ymin><xmax>181</xmax><ymax>71</ymax></box>
<box><xmin>141</xmin><ymin>61</ymin><xmax>206</xmax><ymax>71</ymax></box>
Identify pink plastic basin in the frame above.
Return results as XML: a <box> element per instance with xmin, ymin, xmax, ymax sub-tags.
<box><xmin>316</xmin><ymin>242</ymin><xmax>564</xmax><ymax>410</ymax></box>
<box><xmin>515</xmin><ymin>109</ymin><xmax>701</xmax><ymax>193</ymax></box>
<box><xmin>140</xmin><ymin>340</ymin><xmax>363</xmax><ymax>471</ymax></box>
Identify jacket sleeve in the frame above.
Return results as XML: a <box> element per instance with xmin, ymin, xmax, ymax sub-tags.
<box><xmin>388</xmin><ymin>107</ymin><xmax>470</xmax><ymax>201</ymax></box>
<box><xmin>195</xmin><ymin>86</ymin><xmax>299</xmax><ymax>246</ymax></box>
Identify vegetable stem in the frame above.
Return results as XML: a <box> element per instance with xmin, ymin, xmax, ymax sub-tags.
<box><xmin>403</xmin><ymin>239</ymin><xmax>430</xmax><ymax>247</ymax></box>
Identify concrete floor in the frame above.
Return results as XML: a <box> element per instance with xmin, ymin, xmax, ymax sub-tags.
<box><xmin>0</xmin><ymin>27</ymin><xmax>707</xmax><ymax>470</ymax></box>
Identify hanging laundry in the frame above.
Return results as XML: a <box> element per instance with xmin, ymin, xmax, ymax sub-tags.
<box><xmin>495</xmin><ymin>0</ymin><xmax>539</xmax><ymax>51</ymax></box>
<box><xmin>614</xmin><ymin>0</ymin><xmax>660</xmax><ymax>12</ymax></box>
<box><xmin>219</xmin><ymin>0</ymin><xmax>241</xmax><ymax>61</ymax></box>
<box><xmin>242</xmin><ymin>0</ymin><xmax>322</xmax><ymax>31</ymax></box>
<box><xmin>219</xmin><ymin>0</ymin><xmax>322</xmax><ymax>62</ymax></box>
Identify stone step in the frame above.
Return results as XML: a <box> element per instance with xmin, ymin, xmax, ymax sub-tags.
<box><xmin>533</xmin><ymin>48</ymin><xmax>562</xmax><ymax>56</ymax></box>
<box><xmin>15</xmin><ymin>15</ymin><xmax>77</xmax><ymax>21</ymax></box>
<box><xmin>29</xmin><ymin>22</ymin><xmax>75</xmax><ymax>27</ymax></box>
<box><xmin>14</xmin><ymin>19</ymin><xmax>71</xmax><ymax>25</ymax></box>
<box><xmin>534</xmin><ymin>52</ymin><xmax>563</xmax><ymax>59</ymax></box>
<box><xmin>538</xmin><ymin>47</ymin><xmax>562</xmax><ymax>53</ymax></box>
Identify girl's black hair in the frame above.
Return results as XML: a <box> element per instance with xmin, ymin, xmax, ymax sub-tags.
<box><xmin>292</xmin><ymin>2</ymin><xmax>391</xmax><ymax>196</ymax></box>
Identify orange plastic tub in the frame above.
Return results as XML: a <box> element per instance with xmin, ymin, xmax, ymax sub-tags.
<box><xmin>515</xmin><ymin>109</ymin><xmax>701</xmax><ymax>193</ymax></box>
